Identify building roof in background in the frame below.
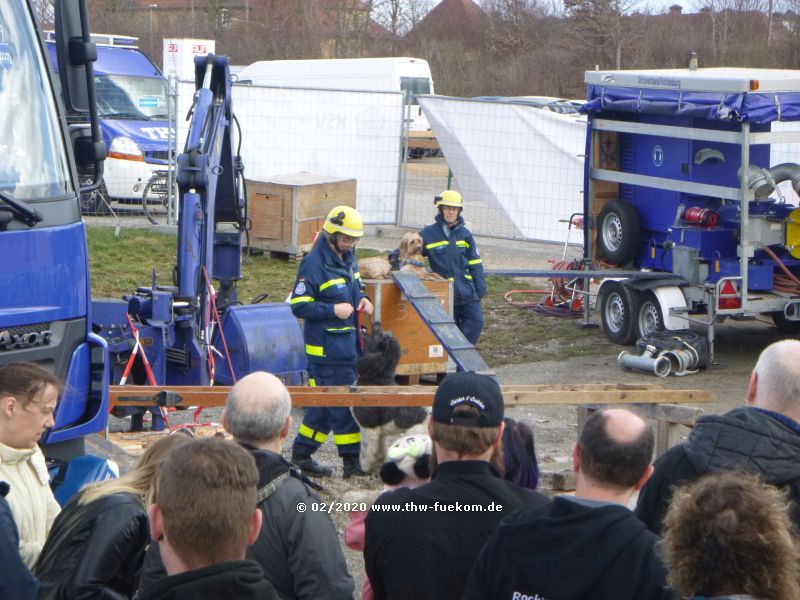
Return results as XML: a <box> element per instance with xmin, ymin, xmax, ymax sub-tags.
<box><xmin>405</xmin><ymin>0</ymin><xmax>488</xmax><ymax>42</ymax></box>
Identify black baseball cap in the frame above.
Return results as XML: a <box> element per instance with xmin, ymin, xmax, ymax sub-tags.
<box><xmin>432</xmin><ymin>372</ymin><xmax>504</xmax><ymax>427</ymax></box>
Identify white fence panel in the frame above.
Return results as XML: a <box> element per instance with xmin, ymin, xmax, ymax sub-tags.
<box><xmin>417</xmin><ymin>96</ymin><xmax>586</xmax><ymax>243</ymax></box>
<box><xmin>175</xmin><ymin>81</ymin><xmax>404</xmax><ymax>224</ymax></box>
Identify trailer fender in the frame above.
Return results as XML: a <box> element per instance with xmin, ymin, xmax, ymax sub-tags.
<box><xmin>597</xmin><ymin>279</ymin><xmax>687</xmax><ymax>333</ymax></box>
<box><xmin>650</xmin><ymin>285</ymin><xmax>687</xmax><ymax>331</ymax></box>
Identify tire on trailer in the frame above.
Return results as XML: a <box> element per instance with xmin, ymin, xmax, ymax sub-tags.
<box><xmin>599</xmin><ymin>281</ymin><xmax>637</xmax><ymax>345</ymax></box>
<box><xmin>771</xmin><ymin>311</ymin><xmax>800</xmax><ymax>335</ymax></box>
<box><xmin>598</xmin><ymin>198</ymin><xmax>640</xmax><ymax>265</ymax></box>
<box><xmin>635</xmin><ymin>291</ymin><xmax>665</xmax><ymax>340</ymax></box>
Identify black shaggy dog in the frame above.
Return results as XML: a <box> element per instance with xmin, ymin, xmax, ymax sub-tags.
<box><xmin>352</xmin><ymin>324</ymin><xmax>428</xmax><ymax>473</ymax></box>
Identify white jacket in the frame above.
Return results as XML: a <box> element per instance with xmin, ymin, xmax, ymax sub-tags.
<box><xmin>0</xmin><ymin>442</ymin><xmax>60</xmax><ymax>567</ymax></box>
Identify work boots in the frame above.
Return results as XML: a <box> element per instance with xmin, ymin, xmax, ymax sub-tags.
<box><xmin>342</xmin><ymin>454</ymin><xmax>367</xmax><ymax>479</ymax></box>
<box><xmin>291</xmin><ymin>450</ymin><xmax>332</xmax><ymax>477</ymax></box>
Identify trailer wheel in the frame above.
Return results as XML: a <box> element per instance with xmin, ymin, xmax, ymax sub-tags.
<box><xmin>771</xmin><ymin>312</ymin><xmax>800</xmax><ymax>334</ymax></box>
<box><xmin>598</xmin><ymin>199</ymin><xmax>640</xmax><ymax>265</ymax></box>
<box><xmin>635</xmin><ymin>291</ymin><xmax>664</xmax><ymax>339</ymax></box>
<box><xmin>599</xmin><ymin>281</ymin><xmax>636</xmax><ymax>345</ymax></box>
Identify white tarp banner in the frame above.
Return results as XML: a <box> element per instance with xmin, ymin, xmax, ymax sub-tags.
<box><xmin>175</xmin><ymin>81</ymin><xmax>404</xmax><ymax>223</ymax></box>
<box><xmin>418</xmin><ymin>96</ymin><xmax>587</xmax><ymax>243</ymax></box>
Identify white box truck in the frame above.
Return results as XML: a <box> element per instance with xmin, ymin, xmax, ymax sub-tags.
<box><xmin>235</xmin><ymin>56</ymin><xmax>434</xmax><ymax>133</ymax></box>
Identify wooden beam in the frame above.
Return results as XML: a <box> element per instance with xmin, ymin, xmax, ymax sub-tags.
<box><xmin>109</xmin><ymin>383</ymin><xmax>712</xmax><ymax>409</ymax></box>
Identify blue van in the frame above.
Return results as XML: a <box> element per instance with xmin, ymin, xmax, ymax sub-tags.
<box><xmin>46</xmin><ymin>32</ymin><xmax>172</xmax><ymax>214</ymax></box>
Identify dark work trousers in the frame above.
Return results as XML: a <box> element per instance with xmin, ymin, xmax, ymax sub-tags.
<box><xmin>455</xmin><ymin>301</ymin><xmax>484</xmax><ymax>346</ymax></box>
<box><xmin>292</xmin><ymin>363</ymin><xmax>361</xmax><ymax>457</ymax></box>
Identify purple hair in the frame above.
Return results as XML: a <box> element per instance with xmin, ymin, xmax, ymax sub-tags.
<box><xmin>502</xmin><ymin>417</ymin><xmax>540</xmax><ymax>490</ymax></box>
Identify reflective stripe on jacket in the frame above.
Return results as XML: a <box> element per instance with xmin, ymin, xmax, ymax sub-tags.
<box><xmin>420</xmin><ymin>213</ymin><xmax>486</xmax><ymax>305</ymax></box>
<box><xmin>290</xmin><ymin>233</ymin><xmax>363</xmax><ymax>365</ymax></box>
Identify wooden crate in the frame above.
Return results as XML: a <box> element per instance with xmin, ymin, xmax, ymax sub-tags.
<box><xmin>247</xmin><ymin>173</ymin><xmax>356</xmax><ymax>256</ymax></box>
<box><xmin>363</xmin><ymin>278</ymin><xmax>453</xmax><ymax>377</ymax></box>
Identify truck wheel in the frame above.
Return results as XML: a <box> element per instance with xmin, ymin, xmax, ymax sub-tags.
<box><xmin>635</xmin><ymin>291</ymin><xmax>664</xmax><ymax>339</ymax></box>
<box><xmin>771</xmin><ymin>312</ymin><xmax>800</xmax><ymax>334</ymax></box>
<box><xmin>598</xmin><ymin>199</ymin><xmax>640</xmax><ymax>265</ymax></box>
<box><xmin>599</xmin><ymin>281</ymin><xmax>636</xmax><ymax>344</ymax></box>
<box><xmin>79</xmin><ymin>182</ymin><xmax>110</xmax><ymax>216</ymax></box>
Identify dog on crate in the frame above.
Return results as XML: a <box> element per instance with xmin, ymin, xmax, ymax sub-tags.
<box><xmin>393</xmin><ymin>231</ymin><xmax>442</xmax><ymax>281</ymax></box>
<box><xmin>352</xmin><ymin>323</ymin><xmax>429</xmax><ymax>474</ymax></box>
<box><xmin>357</xmin><ymin>231</ymin><xmax>440</xmax><ymax>281</ymax></box>
<box><xmin>357</xmin><ymin>255</ymin><xmax>393</xmax><ymax>280</ymax></box>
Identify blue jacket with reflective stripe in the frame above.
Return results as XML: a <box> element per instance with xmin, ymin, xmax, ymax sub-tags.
<box><xmin>290</xmin><ymin>232</ymin><xmax>364</xmax><ymax>365</ymax></box>
<box><xmin>420</xmin><ymin>214</ymin><xmax>486</xmax><ymax>305</ymax></box>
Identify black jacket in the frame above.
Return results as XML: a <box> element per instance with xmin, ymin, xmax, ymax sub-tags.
<box><xmin>364</xmin><ymin>460</ymin><xmax>549</xmax><ymax>600</ymax></box>
<box><xmin>34</xmin><ymin>491</ymin><xmax>148</xmax><ymax>600</ymax></box>
<box><xmin>463</xmin><ymin>496</ymin><xmax>674</xmax><ymax>600</ymax></box>
<box><xmin>0</xmin><ymin>481</ymin><xmax>38</xmax><ymax>600</ymax></box>
<box><xmin>246</xmin><ymin>446</ymin><xmax>355</xmax><ymax>600</ymax></box>
<box><xmin>139</xmin><ymin>446</ymin><xmax>354</xmax><ymax>600</ymax></box>
<box><xmin>636</xmin><ymin>406</ymin><xmax>800</xmax><ymax>534</ymax></box>
<box><xmin>139</xmin><ymin>560</ymin><xmax>278</xmax><ymax>600</ymax></box>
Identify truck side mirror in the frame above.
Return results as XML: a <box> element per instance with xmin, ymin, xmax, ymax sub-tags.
<box><xmin>54</xmin><ymin>0</ymin><xmax>95</xmax><ymax>113</ymax></box>
<box><xmin>54</xmin><ymin>0</ymin><xmax>105</xmax><ymax>191</ymax></box>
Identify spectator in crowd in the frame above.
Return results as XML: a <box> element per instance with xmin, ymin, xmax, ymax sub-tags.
<box><xmin>34</xmin><ymin>433</ymin><xmax>189</xmax><ymax>599</ymax></box>
<box><xmin>0</xmin><ymin>362</ymin><xmax>62</xmax><ymax>567</ymax></box>
<box><xmin>501</xmin><ymin>417</ymin><xmax>540</xmax><ymax>490</ymax></box>
<box><xmin>0</xmin><ymin>480</ymin><xmax>39</xmax><ymax>599</ymax></box>
<box><xmin>364</xmin><ymin>371</ymin><xmax>550</xmax><ymax>600</ymax></box>
<box><xmin>289</xmin><ymin>205</ymin><xmax>373</xmax><ymax>478</ymax></box>
<box><xmin>139</xmin><ymin>437</ymin><xmax>277</xmax><ymax>600</ymax></box>
<box><xmin>420</xmin><ymin>190</ymin><xmax>486</xmax><ymax>345</ymax></box>
<box><xmin>346</xmin><ymin>432</ymin><xmax>433</xmax><ymax>600</ymax></box>
<box><xmin>464</xmin><ymin>409</ymin><xmax>673</xmax><ymax>600</ymax></box>
<box><xmin>636</xmin><ymin>338</ymin><xmax>800</xmax><ymax>534</ymax></box>
<box><xmin>662</xmin><ymin>471</ymin><xmax>800</xmax><ymax>600</ymax></box>
<box><xmin>224</xmin><ymin>371</ymin><xmax>354</xmax><ymax>600</ymax></box>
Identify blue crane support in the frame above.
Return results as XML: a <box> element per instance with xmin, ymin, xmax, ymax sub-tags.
<box><xmin>390</xmin><ymin>271</ymin><xmax>493</xmax><ymax>375</ymax></box>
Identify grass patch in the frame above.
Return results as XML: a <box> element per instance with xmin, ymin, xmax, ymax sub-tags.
<box><xmin>87</xmin><ymin>226</ymin><xmax>611</xmax><ymax>366</ymax></box>
<box><xmin>480</xmin><ymin>275</ymin><xmax>612</xmax><ymax>367</ymax></box>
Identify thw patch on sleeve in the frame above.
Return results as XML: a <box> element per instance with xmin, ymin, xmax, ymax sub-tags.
<box><xmin>294</xmin><ymin>282</ymin><xmax>306</xmax><ymax>295</ymax></box>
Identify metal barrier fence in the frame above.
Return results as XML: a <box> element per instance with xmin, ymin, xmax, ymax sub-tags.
<box><xmin>95</xmin><ymin>84</ymin><xmax>587</xmax><ymax>245</ymax></box>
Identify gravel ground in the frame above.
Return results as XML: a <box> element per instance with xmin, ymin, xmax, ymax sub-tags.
<box><xmin>103</xmin><ymin>226</ymin><xmax>783</xmax><ymax>597</ymax></box>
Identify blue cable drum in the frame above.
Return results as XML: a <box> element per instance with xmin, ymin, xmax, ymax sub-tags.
<box><xmin>212</xmin><ymin>303</ymin><xmax>307</xmax><ymax>385</ymax></box>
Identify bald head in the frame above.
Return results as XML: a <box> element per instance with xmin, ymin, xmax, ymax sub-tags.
<box><xmin>578</xmin><ymin>409</ymin><xmax>654</xmax><ymax>490</ymax></box>
<box><xmin>603</xmin><ymin>408</ymin><xmax>649</xmax><ymax>443</ymax></box>
<box><xmin>224</xmin><ymin>372</ymin><xmax>292</xmax><ymax>446</ymax></box>
<box><xmin>750</xmin><ymin>340</ymin><xmax>800</xmax><ymax>417</ymax></box>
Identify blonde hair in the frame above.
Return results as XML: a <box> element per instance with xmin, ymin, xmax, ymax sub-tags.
<box><xmin>78</xmin><ymin>433</ymin><xmax>189</xmax><ymax>506</ymax></box>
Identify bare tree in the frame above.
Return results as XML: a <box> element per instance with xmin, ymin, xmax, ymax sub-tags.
<box><xmin>563</xmin><ymin>0</ymin><xmax>644</xmax><ymax>69</ymax></box>
<box><xmin>370</xmin><ymin>0</ymin><xmax>434</xmax><ymax>36</ymax></box>
<box><xmin>30</xmin><ymin>0</ymin><xmax>54</xmax><ymax>27</ymax></box>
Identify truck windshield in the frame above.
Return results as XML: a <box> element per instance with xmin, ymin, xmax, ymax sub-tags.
<box><xmin>400</xmin><ymin>76</ymin><xmax>431</xmax><ymax>106</ymax></box>
<box><xmin>95</xmin><ymin>74</ymin><xmax>169</xmax><ymax>119</ymax></box>
<box><xmin>0</xmin><ymin>3</ymin><xmax>72</xmax><ymax>200</ymax></box>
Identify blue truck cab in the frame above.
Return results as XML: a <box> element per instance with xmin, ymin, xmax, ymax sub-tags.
<box><xmin>46</xmin><ymin>32</ymin><xmax>171</xmax><ymax>214</ymax></box>
<box><xmin>1</xmin><ymin>1</ymin><xmax>109</xmax><ymax>460</ymax></box>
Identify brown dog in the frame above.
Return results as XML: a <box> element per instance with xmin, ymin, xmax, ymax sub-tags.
<box><xmin>357</xmin><ymin>231</ymin><xmax>441</xmax><ymax>280</ymax></box>
<box><xmin>397</xmin><ymin>231</ymin><xmax>442</xmax><ymax>281</ymax></box>
<box><xmin>358</xmin><ymin>256</ymin><xmax>392</xmax><ymax>280</ymax></box>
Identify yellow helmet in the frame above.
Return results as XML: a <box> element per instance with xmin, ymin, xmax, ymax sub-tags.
<box><xmin>434</xmin><ymin>190</ymin><xmax>463</xmax><ymax>208</ymax></box>
<box><xmin>322</xmin><ymin>205</ymin><xmax>364</xmax><ymax>237</ymax></box>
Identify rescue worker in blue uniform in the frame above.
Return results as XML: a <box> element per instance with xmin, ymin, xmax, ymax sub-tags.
<box><xmin>420</xmin><ymin>190</ymin><xmax>486</xmax><ymax>345</ymax></box>
<box><xmin>290</xmin><ymin>206</ymin><xmax>373</xmax><ymax>478</ymax></box>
